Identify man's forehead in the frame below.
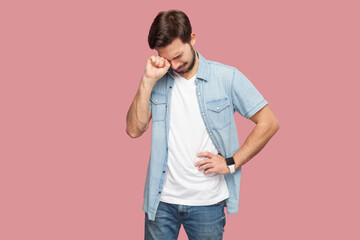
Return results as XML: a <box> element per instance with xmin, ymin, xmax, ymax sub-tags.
<box><xmin>159</xmin><ymin>51</ymin><xmax>182</xmax><ymax>60</ymax></box>
<box><xmin>157</xmin><ymin>39</ymin><xmax>187</xmax><ymax>59</ymax></box>
<box><xmin>157</xmin><ymin>48</ymin><xmax>183</xmax><ymax>60</ymax></box>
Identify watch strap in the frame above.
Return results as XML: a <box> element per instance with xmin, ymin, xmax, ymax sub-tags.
<box><xmin>228</xmin><ymin>164</ymin><xmax>236</xmax><ymax>174</ymax></box>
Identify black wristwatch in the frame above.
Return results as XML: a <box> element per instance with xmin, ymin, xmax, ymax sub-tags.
<box><xmin>225</xmin><ymin>157</ymin><xmax>236</xmax><ymax>174</ymax></box>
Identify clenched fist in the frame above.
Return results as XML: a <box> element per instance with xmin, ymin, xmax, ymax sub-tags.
<box><xmin>143</xmin><ymin>56</ymin><xmax>171</xmax><ymax>85</ymax></box>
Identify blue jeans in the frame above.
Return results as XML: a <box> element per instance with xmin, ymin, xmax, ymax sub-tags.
<box><xmin>145</xmin><ymin>200</ymin><xmax>226</xmax><ymax>240</ymax></box>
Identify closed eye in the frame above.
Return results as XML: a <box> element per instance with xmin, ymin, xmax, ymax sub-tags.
<box><xmin>172</xmin><ymin>53</ymin><xmax>183</xmax><ymax>60</ymax></box>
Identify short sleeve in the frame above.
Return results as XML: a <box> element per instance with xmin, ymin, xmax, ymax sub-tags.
<box><xmin>231</xmin><ymin>69</ymin><xmax>268</xmax><ymax>119</ymax></box>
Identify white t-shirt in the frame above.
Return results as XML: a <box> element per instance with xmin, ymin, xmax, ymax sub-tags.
<box><xmin>160</xmin><ymin>71</ymin><xmax>229</xmax><ymax>205</ymax></box>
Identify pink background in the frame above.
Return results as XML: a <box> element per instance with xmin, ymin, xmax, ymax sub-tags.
<box><xmin>1</xmin><ymin>0</ymin><xmax>359</xmax><ymax>239</ymax></box>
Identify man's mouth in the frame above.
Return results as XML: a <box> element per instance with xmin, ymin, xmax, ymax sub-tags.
<box><xmin>176</xmin><ymin>64</ymin><xmax>186</xmax><ymax>72</ymax></box>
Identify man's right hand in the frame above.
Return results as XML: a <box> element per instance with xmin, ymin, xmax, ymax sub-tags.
<box><xmin>143</xmin><ymin>56</ymin><xmax>171</xmax><ymax>85</ymax></box>
<box><xmin>126</xmin><ymin>56</ymin><xmax>170</xmax><ymax>138</ymax></box>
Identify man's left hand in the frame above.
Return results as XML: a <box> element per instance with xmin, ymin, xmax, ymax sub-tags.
<box><xmin>194</xmin><ymin>152</ymin><xmax>230</xmax><ymax>175</ymax></box>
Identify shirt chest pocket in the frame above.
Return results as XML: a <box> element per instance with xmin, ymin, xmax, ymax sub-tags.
<box><xmin>150</xmin><ymin>95</ymin><xmax>167</xmax><ymax>122</ymax></box>
<box><xmin>206</xmin><ymin>98</ymin><xmax>232</xmax><ymax>130</ymax></box>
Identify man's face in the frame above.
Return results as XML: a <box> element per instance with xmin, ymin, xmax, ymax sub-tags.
<box><xmin>156</xmin><ymin>37</ymin><xmax>197</xmax><ymax>74</ymax></box>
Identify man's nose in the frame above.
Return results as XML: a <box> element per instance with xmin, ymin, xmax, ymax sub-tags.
<box><xmin>170</xmin><ymin>61</ymin><xmax>181</xmax><ymax>70</ymax></box>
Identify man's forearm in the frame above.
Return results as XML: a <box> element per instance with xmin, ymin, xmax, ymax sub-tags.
<box><xmin>233</xmin><ymin>121</ymin><xmax>279</xmax><ymax>170</ymax></box>
<box><xmin>126</xmin><ymin>78</ymin><xmax>154</xmax><ymax>138</ymax></box>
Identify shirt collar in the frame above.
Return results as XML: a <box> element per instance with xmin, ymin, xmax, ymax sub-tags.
<box><xmin>167</xmin><ymin>51</ymin><xmax>209</xmax><ymax>81</ymax></box>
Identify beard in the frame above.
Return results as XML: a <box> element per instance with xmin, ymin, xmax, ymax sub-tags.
<box><xmin>175</xmin><ymin>45</ymin><xmax>196</xmax><ymax>74</ymax></box>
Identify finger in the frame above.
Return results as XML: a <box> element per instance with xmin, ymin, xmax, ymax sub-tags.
<box><xmin>194</xmin><ymin>158</ymin><xmax>211</xmax><ymax>167</ymax></box>
<box><xmin>149</xmin><ymin>56</ymin><xmax>156</xmax><ymax>65</ymax></box>
<box><xmin>158</xmin><ymin>58</ymin><xmax>164</xmax><ymax>67</ymax></box>
<box><xmin>155</xmin><ymin>57</ymin><xmax>160</xmax><ymax>67</ymax></box>
<box><xmin>204</xmin><ymin>168</ymin><xmax>215</xmax><ymax>175</ymax></box>
<box><xmin>164</xmin><ymin>59</ymin><xmax>171</xmax><ymax>68</ymax></box>
<box><xmin>160</xmin><ymin>57</ymin><xmax>165</xmax><ymax>67</ymax></box>
<box><xmin>198</xmin><ymin>163</ymin><xmax>213</xmax><ymax>171</ymax></box>
<box><xmin>150</xmin><ymin>56</ymin><xmax>161</xmax><ymax>68</ymax></box>
<box><xmin>197</xmin><ymin>152</ymin><xmax>213</xmax><ymax>158</ymax></box>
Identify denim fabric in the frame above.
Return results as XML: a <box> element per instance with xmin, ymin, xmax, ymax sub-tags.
<box><xmin>144</xmin><ymin>51</ymin><xmax>268</xmax><ymax>221</ymax></box>
<box><xmin>145</xmin><ymin>200</ymin><xmax>226</xmax><ymax>240</ymax></box>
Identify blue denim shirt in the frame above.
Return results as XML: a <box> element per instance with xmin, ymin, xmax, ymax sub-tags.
<box><xmin>143</xmin><ymin>51</ymin><xmax>268</xmax><ymax>220</ymax></box>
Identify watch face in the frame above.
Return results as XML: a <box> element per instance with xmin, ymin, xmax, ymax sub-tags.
<box><xmin>226</xmin><ymin>157</ymin><xmax>235</xmax><ymax>166</ymax></box>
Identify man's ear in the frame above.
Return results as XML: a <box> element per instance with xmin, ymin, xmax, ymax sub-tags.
<box><xmin>190</xmin><ymin>32</ymin><xmax>196</xmax><ymax>46</ymax></box>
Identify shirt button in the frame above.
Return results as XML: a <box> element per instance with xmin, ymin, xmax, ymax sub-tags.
<box><xmin>216</xmin><ymin>107</ymin><xmax>220</xmax><ymax>110</ymax></box>
<box><xmin>209</xmin><ymin>132</ymin><xmax>213</xmax><ymax>135</ymax></box>
<box><xmin>158</xmin><ymin>191</ymin><xmax>161</xmax><ymax>194</ymax></box>
<box><xmin>155</xmin><ymin>100</ymin><xmax>158</xmax><ymax>103</ymax></box>
<box><xmin>197</xmin><ymin>92</ymin><xmax>200</xmax><ymax>95</ymax></box>
<box><xmin>169</xmin><ymin>86</ymin><xmax>172</xmax><ymax>88</ymax></box>
<box><xmin>195</xmin><ymin>79</ymin><xmax>198</xmax><ymax>82</ymax></box>
<box><xmin>166</xmin><ymin>105</ymin><xmax>167</xmax><ymax>108</ymax></box>
<box><xmin>201</xmin><ymin>112</ymin><xmax>205</xmax><ymax>116</ymax></box>
<box><xmin>218</xmin><ymin>148</ymin><xmax>221</xmax><ymax>151</ymax></box>
<box><xmin>163</xmin><ymin>171</ymin><xmax>165</xmax><ymax>173</ymax></box>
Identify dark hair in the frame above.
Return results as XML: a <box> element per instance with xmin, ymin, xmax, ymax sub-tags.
<box><xmin>148</xmin><ymin>10</ymin><xmax>192</xmax><ymax>49</ymax></box>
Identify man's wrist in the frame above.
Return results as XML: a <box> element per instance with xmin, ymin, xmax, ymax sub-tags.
<box><xmin>225</xmin><ymin>156</ymin><xmax>236</xmax><ymax>174</ymax></box>
<box><xmin>140</xmin><ymin>77</ymin><xmax>156</xmax><ymax>90</ymax></box>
